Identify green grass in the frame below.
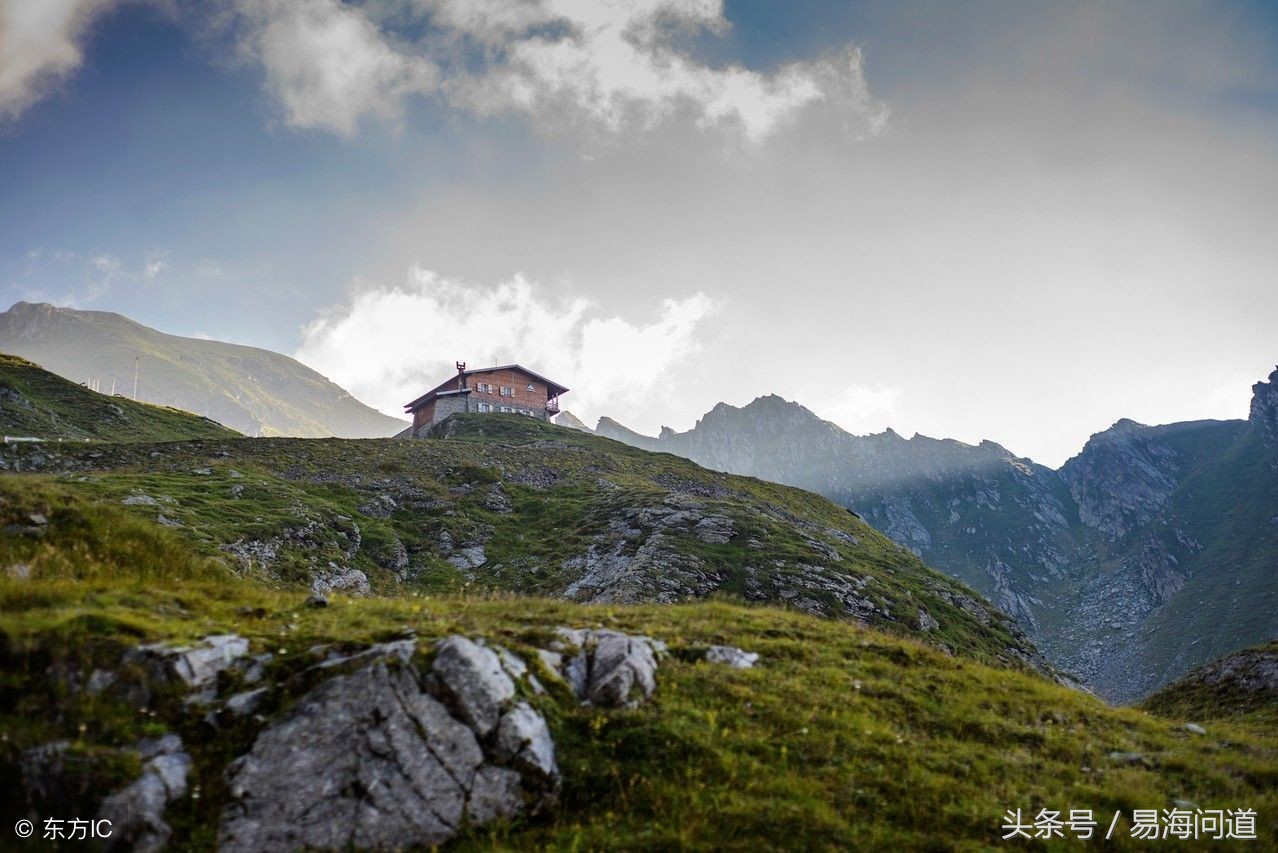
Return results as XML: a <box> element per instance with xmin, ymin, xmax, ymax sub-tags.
<box><xmin>2</xmin><ymin>416</ymin><xmax>1274</xmax><ymax>848</ymax></box>
<box><xmin>1</xmin><ymin>504</ymin><xmax>1274</xmax><ymax>849</ymax></box>
<box><xmin>0</xmin><ymin>414</ymin><xmax>1047</xmax><ymax>675</ymax></box>
<box><xmin>1140</xmin><ymin>641</ymin><xmax>1278</xmax><ymax>734</ymax></box>
<box><xmin>0</xmin><ymin>353</ymin><xmax>239</xmax><ymax>443</ymax></box>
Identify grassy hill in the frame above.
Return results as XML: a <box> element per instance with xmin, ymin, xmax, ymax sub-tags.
<box><xmin>1</xmin><ymin>474</ymin><xmax>1274</xmax><ymax>849</ymax></box>
<box><xmin>0</xmin><ymin>302</ymin><xmax>405</xmax><ymax>438</ymax></box>
<box><xmin>0</xmin><ymin>353</ymin><xmax>239</xmax><ymax>443</ymax></box>
<box><xmin>1141</xmin><ymin>641</ymin><xmax>1278</xmax><ymax>732</ymax></box>
<box><xmin>0</xmin><ymin>414</ymin><xmax>1048</xmax><ymax>674</ymax></box>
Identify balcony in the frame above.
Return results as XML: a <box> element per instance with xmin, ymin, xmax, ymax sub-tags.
<box><xmin>545</xmin><ymin>398</ymin><xmax>561</xmax><ymax>415</ymax></box>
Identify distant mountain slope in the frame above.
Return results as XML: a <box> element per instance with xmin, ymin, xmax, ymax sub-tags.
<box><xmin>0</xmin><ymin>353</ymin><xmax>238</xmax><ymax>443</ymax></box>
<box><xmin>593</xmin><ymin>370</ymin><xmax>1278</xmax><ymax>702</ymax></box>
<box><xmin>0</xmin><ymin>302</ymin><xmax>405</xmax><ymax>438</ymax></box>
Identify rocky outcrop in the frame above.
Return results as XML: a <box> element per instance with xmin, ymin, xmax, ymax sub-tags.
<box><xmin>560</xmin><ymin>499</ymin><xmax>727</xmax><ymax>604</ymax></box>
<box><xmin>124</xmin><ymin>634</ymin><xmax>249</xmax><ymax>702</ymax></box>
<box><xmin>1060</xmin><ymin>419</ymin><xmax>1179</xmax><ymax>539</ymax></box>
<box><xmin>548</xmin><ymin>629</ymin><xmax>664</xmax><ymax>707</ymax></box>
<box><xmin>97</xmin><ymin>735</ymin><xmax>191</xmax><ymax>853</ymax></box>
<box><xmin>1251</xmin><ymin>367</ymin><xmax>1278</xmax><ymax>450</ymax></box>
<box><xmin>219</xmin><ymin>637</ymin><xmax>558</xmax><ymax>851</ymax></box>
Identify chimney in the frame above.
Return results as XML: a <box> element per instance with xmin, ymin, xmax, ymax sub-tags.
<box><xmin>456</xmin><ymin>361</ymin><xmax>467</xmax><ymax>390</ymax></box>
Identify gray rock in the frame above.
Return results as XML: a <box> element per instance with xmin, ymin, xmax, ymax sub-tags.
<box><xmin>358</xmin><ymin>494</ymin><xmax>397</xmax><ymax>519</ymax></box>
<box><xmin>315</xmin><ymin>638</ymin><xmax>417</xmax><ymax>671</ymax></box>
<box><xmin>483</xmin><ymin>483</ymin><xmax>513</xmax><ymax>514</ymax></box>
<box><xmin>122</xmin><ymin>495</ymin><xmax>159</xmax><ymax>507</ymax></box>
<box><xmin>98</xmin><ymin>735</ymin><xmax>191</xmax><ymax>853</ymax></box>
<box><xmin>493</xmin><ymin>644</ymin><xmax>528</xmax><ymax>679</ymax></box>
<box><xmin>225</xmin><ymin>688</ymin><xmax>268</xmax><ymax>717</ymax></box>
<box><xmin>693</xmin><ymin>514</ymin><xmax>735</xmax><ymax>544</ymax></box>
<box><xmin>1183</xmin><ymin>722</ymin><xmax>1206</xmax><ymax>735</ymax></box>
<box><xmin>535</xmin><ymin>648</ymin><xmax>564</xmax><ymax>679</ymax></box>
<box><xmin>495</xmin><ymin>702</ymin><xmax>557</xmax><ymax>781</ymax></box>
<box><xmin>447</xmin><ymin>545</ymin><xmax>487</xmax><ymax>570</ymax></box>
<box><xmin>917</xmin><ymin>608</ymin><xmax>939</xmax><ymax>632</ymax></box>
<box><xmin>86</xmin><ymin>668</ymin><xmax>117</xmax><ymax>695</ymax></box>
<box><xmin>553</xmin><ymin>628</ymin><xmax>660</xmax><ymax>707</ymax></box>
<box><xmin>305</xmin><ymin>592</ymin><xmax>329</xmax><ymax>608</ymax></box>
<box><xmin>466</xmin><ymin>765</ymin><xmax>524</xmax><ymax>824</ymax></box>
<box><xmin>127</xmin><ymin>634</ymin><xmax>249</xmax><ymax>696</ymax></box>
<box><xmin>704</xmin><ymin>645</ymin><xmax>759</xmax><ymax>669</ymax></box>
<box><xmin>1107</xmin><ymin>751</ymin><xmax>1144</xmax><ymax>765</ymax></box>
<box><xmin>5</xmin><ymin>562</ymin><xmax>30</xmax><ymax>581</ymax></box>
<box><xmin>310</xmin><ymin>566</ymin><xmax>370</xmax><ymax>597</ymax></box>
<box><xmin>219</xmin><ymin>656</ymin><xmax>557</xmax><ymax>851</ymax></box>
<box><xmin>431</xmin><ymin>636</ymin><xmax>515</xmax><ymax>735</ymax></box>
<box><xmin>171</xmin><ymin>634</ymin><xmax>249</xmax><ymax>688</ymax></box>
<box><xmin>220</xmin><ymin>662</ymin><xmax>479</xmax><ymax>851</ymax></box>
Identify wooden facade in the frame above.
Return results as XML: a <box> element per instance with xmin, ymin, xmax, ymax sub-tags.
<box><xmin>404</xmin><ymin>363</ymin><xmax>568</xmax><ymax>436</ymax></box>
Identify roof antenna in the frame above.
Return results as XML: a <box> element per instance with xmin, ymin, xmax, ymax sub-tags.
<box><xmin>456</xmin><ymin>361</ymin><xmax>466</xmax><ymax>390</ymax></box>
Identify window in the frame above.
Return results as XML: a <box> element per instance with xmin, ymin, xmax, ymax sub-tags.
<box><xmin>478</xmin><ymin>382</ymin><xmax>491</xmax><ymax>393</ymax></box>
<box><xmin>477</xmin><ymin>402</ymin><xmax>490</xmax><ymax>412</ymax></box>
<box><xmin>500</xmin><ymin>386</ymin><xmax>512</xmax><ymax>397</ymax></box>
<box><xmin>502</xmin><ymin>406</ymin><xmax>513</xmax><ymax>413</ymax></box>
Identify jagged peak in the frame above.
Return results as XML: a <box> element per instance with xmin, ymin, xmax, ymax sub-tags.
<box><xmin>1250</xmin><ymin>365</ymin><xmax>1278</xmax><ymax>446</ymax></box>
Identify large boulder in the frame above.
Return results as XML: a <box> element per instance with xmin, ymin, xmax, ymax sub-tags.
<box><xmin>219</xmin><ymin>638</ymin><xmax>557</xmax><ymax>851</ymax></box>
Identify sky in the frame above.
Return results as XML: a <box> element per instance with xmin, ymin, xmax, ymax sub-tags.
<box><xmin>2</xmin><ymin>0</ymin><xmax>1277</xmax><ymax>466</ymax></box>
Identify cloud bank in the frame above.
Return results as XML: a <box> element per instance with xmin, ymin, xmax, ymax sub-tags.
<box><xmin>221</xmin><ymin>0</ymin><xmax>885</xmax><ymax>141</ymax></box>
<box><xmin>294</xmin><ymin>267</ymin><xmax>715</xmax><ymax>423</ymax></box>
<box><xmin>0</xmin><ymin>0</ymin><xmax>117</xmax><ymax>118</ymax></box>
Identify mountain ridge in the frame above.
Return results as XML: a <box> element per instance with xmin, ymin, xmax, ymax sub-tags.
<box><xmin>0</xmin><ymin>302</ymin><xmax>405</xmax><ymax>439</ymax></box>
<box><xmin>583</xmin><ymin>368</ymin><xmax>1278</xmax><ymax>701</ymax></box>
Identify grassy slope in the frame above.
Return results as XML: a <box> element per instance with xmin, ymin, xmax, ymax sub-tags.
<box><xmin>1135</xmin><ymin>428</ymin><xmax>1278</xmax><ymax>686</ymax></box>
<box><xmin>0</xmin><ymin>414</ymin><xmax>1044</xmax><ymax>674</ymax></box>
<box><xmin>0</xmin><ymin>353</ymin><xmax>239</xmax><ymax>443</ymax></box>
<box><xmin>1141</xmin><ymin>641</ymin><xmax>1278</xmax><ymax>733</ymax></box>
<box><xmin>0</xmin><ymin>483</ymin><xmax>1274</xmax><ymax>850</ymax></box>
<box><xmin>0</xmin><ymin>302</ymin><xmax>405</xmax><ymax>438</ymax></box>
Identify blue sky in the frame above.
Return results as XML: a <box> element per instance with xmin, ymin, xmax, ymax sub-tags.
<box><xmin>3</xmin><ymin>1</ymin><xmax>1278</xmax><ymax>465</ymax></box>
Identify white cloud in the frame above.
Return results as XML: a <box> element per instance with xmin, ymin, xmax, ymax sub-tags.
<box><xmin>0</xmin><ymin>0</ymin><xmax>119</xmax><ymax>119</ymax></box>
<box><xmin>294</xmin><ymin>267</ymin><xmax>715</xmax><ymax>422</ymax></box>
<box><xmin>443</xmin><ymin>0</ymin><xmax>870</xmax><ymax>143</ymax></box>
<box><xmin>227</xmin><ymin>0</ymin><xmax>438</xmax><ymax>136</ymax></box>
<box><xmin>143</xmin><ymin>254</ymin><xmax>168</xmax><ymax>279</ymax></box>
<box><xmin>797</xmin><ymin>382</ymin><xmax>903</xmax><ymax>434</ymax></box>
<box><xmin>221</xmin><ymin>0</ymin><xmax>884</xmax><ymax>142</ymax></box>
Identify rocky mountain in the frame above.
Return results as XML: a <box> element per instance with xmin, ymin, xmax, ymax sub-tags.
<box><xmin>0</xmin><ymin>302</ymin><xmax>405</xmax><ymax>438</ymax></box>
<box><xmin>0</xmin><ymin>353</ymin><xmax>239</xmax><ymax>443</ymax></box>
<box><xmin>593</xmin><ymin>369</ymin><xmax>1278</xmax><ymax>702</ymax></box>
